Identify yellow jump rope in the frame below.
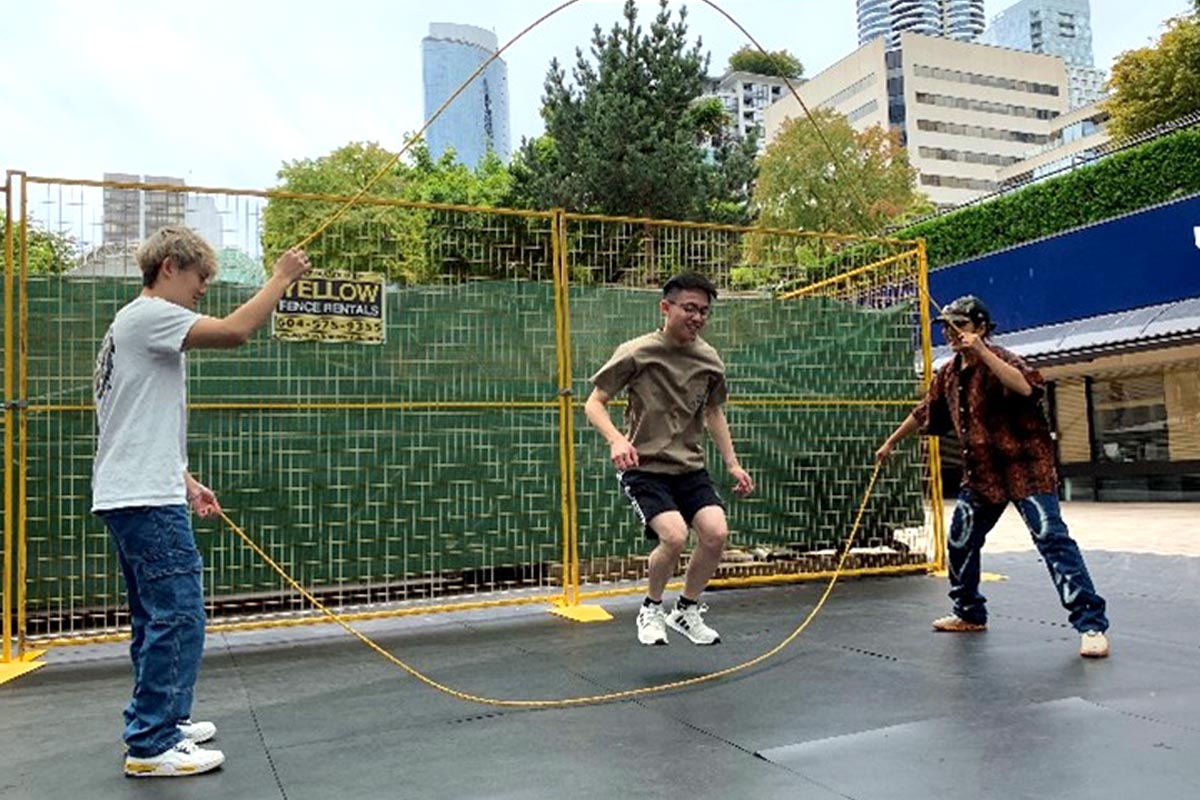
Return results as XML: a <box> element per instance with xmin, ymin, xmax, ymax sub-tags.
<box><xmin>219</xmin><ymin>0</ymin><xmax>959</xmax><ymax>709</ymax></box>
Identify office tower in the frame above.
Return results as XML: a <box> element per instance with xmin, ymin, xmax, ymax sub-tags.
<box><xmin>101</xmin><ymin>173</ymin><xmax>185</xmax><ymax>245</ymax></box>
<box><xmin>981</xmin><ymin>0</ymin><xmax>1105</xmax><ymax>108</ymax></box>
<box><xmin>422</xmin><ymin>23</ymin><xmax>511</xmax><ymax>168</ymax></box>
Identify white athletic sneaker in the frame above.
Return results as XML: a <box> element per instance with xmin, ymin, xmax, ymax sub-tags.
<box><xmin>122</xmin><ymin>719</ymin><xmax>217</xmax><ymax>752</ymax></box>
<box><xmin>124</xmin><ymin>739</ymin><xmax>225</xmax><ymax>778</ymax></box>
<box><xmin>666</xmin><ymin>603</ymin><xmax>721</xmax><ymax>645</ymax></box>
<box><xmin>1080</xmin><ymin>630</ymin><xmax>1110</xmax><ymax>658</ymax></box>
<box><xmin>636</xmin><ymin>603</ymin><xmax>669</xmax><ymax>646</ymax></box>
<box><xmin>178</xmin><ymin>718</ymin><xmax>217</xmax><ymax>744</ymax></box>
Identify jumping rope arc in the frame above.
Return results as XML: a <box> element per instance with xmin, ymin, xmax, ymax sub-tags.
<box><xmin>218</xmin><ymin>460</ymin><xmax>881</xmax><ymax>709</ymax></box>
<box><xmin>248</xmin><ymin>0</ymin><xmax>921</xmax><ymax>707</ymax></box>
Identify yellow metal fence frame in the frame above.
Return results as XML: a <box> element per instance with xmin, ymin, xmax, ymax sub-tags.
<box><xmin>0</xmin><ymin>174</ymin><xmax>941</xmax><ymax>659</ymax></box>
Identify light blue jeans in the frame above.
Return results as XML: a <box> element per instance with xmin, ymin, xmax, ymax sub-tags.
<box><xmin>947</xmin><ymin>491</ymin><xmax>1108</xmax><ymax>633</ymax></box>
<box><xmin>99</xmin><ymin>505</ymin><xmax>206</xmax><ymax>758</ymax></box>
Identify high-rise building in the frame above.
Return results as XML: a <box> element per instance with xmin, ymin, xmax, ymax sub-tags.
<box><xmin>422</xmin><ymin>23</ymin><xmax>511</xmax><ymax>169</ymax></box>
<box><xmin>981</xmin><ymin>0</ymin><xmax>1105</xmax><ymax>109</ymax></box>
<box><xmin>857</xmin><ymin>1</ymin><xmax>986</xmax><ymax>49</ymax></box>
<box><xmin>102</xmin><ymin>173</ymin><xmax>185</xmax><ymax>245</ymax></box>
<box><xmin>764</xmin><ymin>32</ymin><xmax>1069</xmax><ymax>208</ymax></box>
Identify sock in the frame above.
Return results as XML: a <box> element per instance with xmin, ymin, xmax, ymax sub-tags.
<box><xmin>643</xmin><ymin>596</ymin><xmax>662</xmax><ymax>608</ymax></box>
<box><xmin>676</xmin><ymin>595</ymin><xmax>698</xmax><ymax>609</ymax></box>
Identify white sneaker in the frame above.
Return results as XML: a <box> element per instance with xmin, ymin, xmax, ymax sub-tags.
<box><xmin>178</xmin><ymin>718</ymin><xmax>217</xmax><ymax>744</ymax></box>
<box><xmin>636</xmin><ymin>603</ymin><xmax>669</xmax><ymax>645</ymax></box>
<box><xmin>125</xmin><ymin>739</ymin><xmax>225</xmax><ymax>778</ymax></box>
<box><xmin>122</xmin><ymin>719</ymin><xmax>217</xmax><ymax>752</ymax></box>
<box><xmin>666</xmin><ymin>603</ymin><xmax>721</xmax><ymax>645</ymax></box>
<box><xmin>1080</xmin><ymin>630</ymin><xmax>1110</xmax><ymax>658</ymax></box>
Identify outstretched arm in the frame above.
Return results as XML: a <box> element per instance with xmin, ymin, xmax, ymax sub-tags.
<box><xmin>704</xmin><ymin>404</ymin><xmax>753</xmax><ymax>496</ymax></box>
<box><xmin>876</xmin><ymin>413</ymin><xmax>921</xmax><ymax>462</ymax></box>
<box><xmin>584</xmin><ymin>387</ymin><xmax>639</xmax><ymax>471</ymax></box>
<box><xmin>184</xmin><ymin>248</ymin><xmax>311</xmax><ymax>349</ymax></box>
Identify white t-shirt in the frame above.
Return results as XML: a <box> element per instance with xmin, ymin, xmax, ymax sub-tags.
<box><xmin>92</xmin><ymin>296</ymin><xmax>203</xmax><ymax>511</ymax></box>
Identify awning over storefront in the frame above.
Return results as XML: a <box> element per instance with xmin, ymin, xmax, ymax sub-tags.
<box><xmin>930</xmin><ymin>296</ymin><xmax>1200</xmax><ymax>369</ymax></box>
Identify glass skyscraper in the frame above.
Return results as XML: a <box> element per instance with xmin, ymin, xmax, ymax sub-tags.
<box><xmin>981</xmin><ymin>0</ymin><xmax>1104</xmax><ymax>109</ymax></box>
<box><xmin>421</xmin><ymin>23</ymin><xmax>511</xmax><ymax>169</ymax></box>
<box><xmin>856</xmin><ymin>0</ymin><xmax>986</xmax><ymax>49</ymax></box>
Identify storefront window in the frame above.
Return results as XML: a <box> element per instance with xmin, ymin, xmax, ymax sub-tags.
<box><xmin>1090</xmin><ymin>374</ymin><xmax>1170</xmax><ymax>463</ymax></box>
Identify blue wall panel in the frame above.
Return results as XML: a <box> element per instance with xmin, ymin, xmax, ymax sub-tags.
<box><xmin>928</xmin><ymin>193</ymin><xmax>1200</xmax><ymax>341</ymax></box>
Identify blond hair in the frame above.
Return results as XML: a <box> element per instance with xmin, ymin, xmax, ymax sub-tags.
<box><xmin>136</xmin><ymin>226</ymin><xmax>217</xmax><ymax>287</ymax></box>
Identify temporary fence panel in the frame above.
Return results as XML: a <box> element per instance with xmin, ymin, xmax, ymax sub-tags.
<box><xmin>1</xmin><ymin>174</ymin><xmax>937</xmax><ymax>654</ymax></box>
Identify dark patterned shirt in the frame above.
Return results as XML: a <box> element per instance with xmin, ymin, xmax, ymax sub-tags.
<box><xmin>912</xmin><ymin>343</ymin><xmax>1058</xmax><ymax>504</ymax></box>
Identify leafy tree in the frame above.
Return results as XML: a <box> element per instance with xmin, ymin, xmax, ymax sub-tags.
<box><xmin>727</xmin><ymin>45</ymin><xmax>803</xmax><ymax>79</ymax></box>
<box><xmin>1105</xmin><ymin>12</ymin><xmax>1200</xmax><ymax>139</ymax></box>
<box><xmin>408</xmin><ymin>147</ymin><xmax>512</xmax><ymax>207</ymax></box>
<box><xmin>262</xmin><ymin>141</ymin><xmax>514</xmax><ymax>283</ymax></box>
<box><xmin>703</xmin><ymin>131</ymin><xmax>760</xmax><ymax>225</ymax></box>
<box><xmin>509</xmin><ymin>0</ymin><xmax>714</xmax><ymax>220</ymax></box>
<box><xmin>0</xmin><ymin>221</ymin><xmax>77</xmax><ymax>275</ymax></box>
<box><xmin>753</xmin><ymin>110</ymin><xmax>930</xmax><ymax>236</ymax></box>
<box><xmin>687</xmin><ymin>96</ymin><xmax>731</xmax><ymax>144</ymax></box>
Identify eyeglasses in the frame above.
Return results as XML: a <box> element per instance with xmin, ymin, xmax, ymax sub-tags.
<box><xmin>668</xmin><ymin>300</ymin><xmax>711</xmax><ymax>318</ymax></box>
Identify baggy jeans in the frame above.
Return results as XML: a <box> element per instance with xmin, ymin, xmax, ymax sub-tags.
<box><xmin>99</xmin><ymin>505</ymin><xmax>206</xmax><ymax>758</ymax></box>
<box><xmin>946</xmin><ymin>490</ymin><xmax>1108</xmax><ymax>633</ymax></box>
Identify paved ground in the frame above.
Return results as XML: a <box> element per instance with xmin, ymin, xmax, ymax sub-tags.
<box><xmin>977</xmin><ymin>501</ymin><xmax>1200</xmax><ymax>556</ymax></box>
<box><xmin>1</xmin><ymin>502</ymin><xmax>1197</xmax><ymax>799</ymax></box>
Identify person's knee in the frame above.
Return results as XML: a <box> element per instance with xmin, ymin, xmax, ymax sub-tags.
<box><xmin>691</xmin><ymin>507</ymin><xmax>729</xmax><ymax>550</ymax></box>
<box><xmin>649</xmin><ymin>514</ymin><xmax>688</xmax><ymax>552</ymax></box>
<box><xmin>655</xmin><ymin>529</ymin><xmax>688</xmax><ymax>553</ymax></box>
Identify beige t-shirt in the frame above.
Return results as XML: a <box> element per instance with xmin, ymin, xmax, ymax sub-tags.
<box><xmin>591</xmin><ymin>330</ymin><xmax>728</xmax><ymax>474</ymax></box>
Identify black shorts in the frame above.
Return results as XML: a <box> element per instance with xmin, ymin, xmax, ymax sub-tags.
<box><xmin>619</xmin><ymin>468</ymin><xmax>725</xmax><ymax>540</ymax></box>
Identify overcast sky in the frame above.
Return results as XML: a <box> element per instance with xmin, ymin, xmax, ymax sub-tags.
<box><xmin>0</xmin><ymin>0</ymin><xmax>1191</xmax><ymax>191</ymax></box>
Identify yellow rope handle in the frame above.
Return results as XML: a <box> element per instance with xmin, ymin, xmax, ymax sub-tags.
<box><xmin>220</xmin><ymin>460</ymin><xmax>883</xmax><ymax>709</ymax></box>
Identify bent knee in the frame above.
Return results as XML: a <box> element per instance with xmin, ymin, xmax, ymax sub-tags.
<box><xmin>695</xmin><ymin>526</ymin><xmax>729</xmax><ymax>549</ymax></box>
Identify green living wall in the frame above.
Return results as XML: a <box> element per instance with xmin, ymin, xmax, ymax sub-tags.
<box><xmin>900</xmin><ymin>127</ymin><xmax>1200</xmax><ymax>269</ymax></box>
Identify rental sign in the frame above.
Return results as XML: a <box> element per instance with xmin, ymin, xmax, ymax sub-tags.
<box><xmin>272</xmin><ymin>270</ymin><xmax>386</xmax><ymax>344</ymax></box>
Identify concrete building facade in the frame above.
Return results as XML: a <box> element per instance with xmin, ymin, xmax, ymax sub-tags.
<box><xmin>764</xmin><ymin>32</ymin><xmax>1068</xmax><ymax>207</ymax></box>
<box><xmin>997</xmin><ymin>100</ymin><xmax>1110</xmax><ymax>186</ymax></box>
<box><xmin>701</xmin><ymin>70</ymin><xmax>794</xmax><ymax>151</ymax></box>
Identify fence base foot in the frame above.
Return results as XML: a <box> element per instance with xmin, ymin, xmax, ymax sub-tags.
<box><xmin>549</xmin><ymin>604</ymin><xmax>613</xmax><ymax>623</ymax></box>
<box><xmin>0</xmin><ymin>650</ymin><xmax>47</xmax><ymax>685</ymax></box>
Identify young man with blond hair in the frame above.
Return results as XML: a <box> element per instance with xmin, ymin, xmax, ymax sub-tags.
<box><xmin>93</xmin><ymin>226</ymin><xmax>310</xmax><ymax>777</ymax></box>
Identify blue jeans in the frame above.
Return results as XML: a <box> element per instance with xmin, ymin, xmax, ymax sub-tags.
<box><xmin>946</xmin><ymin>491</ymin><xmax>1108</xmax><ymax>633</ymax></box>
<box><xmin>99</xmin><ymin>505</ymin><xmax>206</xmax><ymax>758</ymax></box>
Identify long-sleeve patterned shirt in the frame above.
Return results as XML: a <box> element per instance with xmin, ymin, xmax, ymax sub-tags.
<box><xmin>912</xmin><ymin>343</ymin><xmax>1058</xmax><ymax>504</ymax></box>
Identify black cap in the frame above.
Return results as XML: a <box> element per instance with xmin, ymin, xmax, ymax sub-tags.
<box><xmin>935</xmin><ymin>295</ymin><xmax>993</xmax><ymax>331</ymax></box>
